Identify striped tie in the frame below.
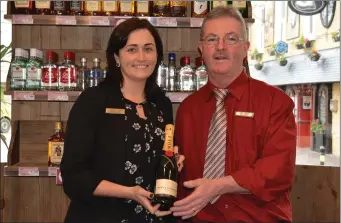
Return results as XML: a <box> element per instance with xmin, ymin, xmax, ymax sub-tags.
<box><xmin>203</xmin><ymin>88</ymin><xmax>228</xmax><ymax>204</ymax></box>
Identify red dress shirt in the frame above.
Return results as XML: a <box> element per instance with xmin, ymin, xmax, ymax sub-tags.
<box><xmin>175</xmin><ymin>71</ymin><xmax>297</xmax><ymax>223</ymax></box>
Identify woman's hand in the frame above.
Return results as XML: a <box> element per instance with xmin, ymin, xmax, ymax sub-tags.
<box><xmin>129</xmin><ymin>186</ymin><xmax>172</xmax><ymax>217</ymax></box>
<box><xmin>174</xmin><ymin>146</ymin><xmax>185</xmax><ymax>172</ymax></box>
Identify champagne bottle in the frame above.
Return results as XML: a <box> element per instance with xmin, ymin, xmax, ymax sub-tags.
<box><xmin>153</xmin><ymin>124</ymin><xmax>178</xmax><ymax>211</ymax></box>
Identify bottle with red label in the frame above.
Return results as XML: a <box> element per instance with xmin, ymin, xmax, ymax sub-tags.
<box><xmin>41</xmin><ymin>50</ymin><xmax>59</xmax><ymax>91</ymax></box>
<box><xmin>58</xmin><ymin>51</ymin><xmax>78</xmax><ymax>91</ymax></box>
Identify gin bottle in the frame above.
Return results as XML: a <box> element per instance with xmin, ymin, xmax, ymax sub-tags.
<box><xmin>10</xmin><ymin>48</ymin><xmax>27</xmax><ymax>90</ymax></box>
<box><xmin>179</xmin><ymin>56</ymin><xmax>195</xmax><ymax>92</ymax></box>
<box><xmin>26</xmin><ymin>48</ymin><xmax>43</xmax><ymax>90</ymax></box>
<box><xmin>195</xmin><ymin>57</ymin><xmax>207</xmax><ymax>90</ymax></box>
<box><xmin>156</xmin><ymin>61</ymin><xmax>168</xmax><ymax>91</ymax></box>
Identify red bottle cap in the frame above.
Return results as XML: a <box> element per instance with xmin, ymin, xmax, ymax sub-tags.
<box><xmin>182</xmin><ymin>56</ymin><xmax>190</xmax><ymax>65</ymax></box>
<box><xmin>64</xmin><ymin>51</ymin><xmax>75</xmax><ymax>61</ymax></box>
<box><xmin>46</xmin><ymin>50</ymin><xmax>57</xmax><ymax>61</ymax></box>
<box><xmin>195</xmin><ymin>57</ymin><xmax>204</xmax><ymax>67</ymax></box>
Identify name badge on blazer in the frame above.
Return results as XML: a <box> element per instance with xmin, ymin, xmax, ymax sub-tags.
<box><xmin>235</xmin><ymin>111</ymin><xmax>254</xmax><ymax>118</ymax></box>
<box><xmin>105</xmin><ymin>108</ymin><xmax>125</xmax><ymax>115</ymax></box>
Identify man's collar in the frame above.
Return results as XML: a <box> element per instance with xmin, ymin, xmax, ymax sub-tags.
<box><xmin>202</xmin><ymin>70</ymin><xmax>249</xmax><ymax>102</ymax></box>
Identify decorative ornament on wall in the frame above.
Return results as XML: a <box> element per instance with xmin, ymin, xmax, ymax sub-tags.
<box><xmin>288</xmin><ymin>1</ymin><xmax>327</xmax><ymax>16</ymax></box>
<box><xmin>320</xmin><ymin>1</ymin><xmax>336</xmax><ymax>29</ymax></box>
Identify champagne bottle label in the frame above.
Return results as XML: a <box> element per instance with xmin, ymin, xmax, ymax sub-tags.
<box><xmin>155</xmin><ymin>179</ymin><xmax>178</xmax><ymax>197</ymax></box>
<box><xmin>49</xmin><ymin>141</ymin><xmax>64</xmax><ymax>163</ymax></box>
<box><xmin>163</xmin><ymin>124</ymin><xmax>174</xmax><ymax>156</ymax></box>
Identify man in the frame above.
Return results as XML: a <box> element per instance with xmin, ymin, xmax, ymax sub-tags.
<box><xmin>171</xmin><ymin>6</ymin><xmax>297</xmax><ymax>223</ymax></box>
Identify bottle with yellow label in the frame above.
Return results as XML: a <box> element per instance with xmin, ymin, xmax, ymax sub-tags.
<box><xmin>85</xmin><ymin>1</ymin><xmax>103</xmax><ymax>16</ymax></box>
<box><xmin>170</xmin><ymin>1</ymin><xmax>186</xmax><ymax>17</ymax></box>
<box><xmin>48</xmin><ymin>121</ymin><xmax>65</xmax><ymax>167</ymax></box>
<box><xmin>135</xmin><ymin>0</ymin><xmax>150</xmax><ymax>16</ymax></box>
<box><xmin>152</xmin><ymin>0</ymin><xmax>170</xmax><ymax>17</ymax></box>
<box><xmin>210</xmin><ymin>1</ymin><xmax>229</xmax><ymax>10</ymax></box>
<box><xmin>103</xmin><ymin>1</ymin><xmax>119</xmax><ymax>16</ymax></box>
<box><xmin>120</xmin><ymin>0</ymin><xmax>135</xmax><ymax>16</ymax></box>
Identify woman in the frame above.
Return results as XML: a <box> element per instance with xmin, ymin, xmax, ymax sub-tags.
<box><xmin>60</xmin><ymin>18</ymin><xmax>184</xmax><ymax>223</ymax></box>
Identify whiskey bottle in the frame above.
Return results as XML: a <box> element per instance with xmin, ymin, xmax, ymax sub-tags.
<box><xmin>85</xmin><ymin>1</ymin><xmax>103</xmax><ymax>16</ymax></box>
<box><xmin>191</xmin><ymin>1</ymin><xmax>208</xmax><ymax>18</ymax></box>
<box><xmin>135</xmin><ymin>0</ymin><xmax>150</xmax><ymax>16</ymax></box>
<box><xmin>170</xmin><ymin>1</ymin><xmax>186</xmax><ymax>17</ymax></box>
<box><xmin>152</xmin><ymin>0</ymin><xmax>170</xmax><ymax>17</ymax></box>
<box><xmin>103</xmin><ymin>1</ymin><xmax>119</xmax><ymax>16</ymax></box>
<box><xmin>13</xmin><ymin>1</ymin><xmax>34</xmax><ymax>14</ymax></box>
<box><xmin>48</xmin><ymin>122</ymin><xmax>65</xmax><ymax>167</ymax></box>
<box><xmin>35</xmin><ymin>0</ymin><xmax>51</xmax><ymax>15</ymax></box>
<box><xmin>51</xmin><ymin>1</ymin><xmax>69</xmax><ymax>15</ymax></box>
<box><xmin>120</xmin><ymin>0</ymin><xmax>135</xmax><ymax>16</ymax></box>
<box><xmin>232</xmin><ymin>1</ymin><xmax>248</xmax><ymax>18</ymax></box>
<box><xmin>153</xmin><ymin>124</ymin><xmax>178</xmax><ymax>211</ymax></box>
<box><xmin>70</xmin><ymin>1</ymin><xmax>84</xmax><ymax>16</ymax></box>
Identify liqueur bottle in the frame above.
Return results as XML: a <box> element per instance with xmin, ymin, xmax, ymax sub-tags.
<box><xmin>48</xmin><ymin>121</ymin><xmax>65</xmax><ymax>167</ymax></box>
<box><xmin>153</xmin><ymin>124</ymin><xmax>178</xmax><ymax>211</ymax></box>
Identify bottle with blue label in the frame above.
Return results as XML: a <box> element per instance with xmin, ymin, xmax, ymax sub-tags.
<box><xmin>87</xmin><ymin>58</ymin><xmax>102</xmax><ymax>88</ymax></box>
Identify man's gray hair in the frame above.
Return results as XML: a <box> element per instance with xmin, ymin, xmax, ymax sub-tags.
<box><xmin>200</xmin><ymin>6</ymin><xmax>247</xmax><ymax>40</ymax></box>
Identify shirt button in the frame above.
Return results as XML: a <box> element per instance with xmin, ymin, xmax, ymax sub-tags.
<box><xmin>225</xmin><ymin>204</ymin><xmax>229</xmax><ymax>208</ymax></box>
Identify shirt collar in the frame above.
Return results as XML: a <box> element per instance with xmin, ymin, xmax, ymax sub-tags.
<box><xmin>202</xmin><ymin>70</ymin><xmax>249</xmax><ymax>102</ymax></box>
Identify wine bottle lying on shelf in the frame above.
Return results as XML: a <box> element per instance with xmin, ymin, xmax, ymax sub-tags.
<box><xmin>152</xmin><ymin>124</ymin><xmax>178</xmax><ymax>211</ymax></box>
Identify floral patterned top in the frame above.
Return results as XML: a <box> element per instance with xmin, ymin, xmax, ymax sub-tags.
<box><xmin>118</xmin><ymin>98</ymin><xmax>175</xmax><ymax>223</ymax></box>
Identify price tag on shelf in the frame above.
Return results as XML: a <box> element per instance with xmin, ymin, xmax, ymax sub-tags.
<box><xmin>190</xmin><ymin>18</ymin><xmax>203</xmax><ymax>27</ymax></box>
<box><xmin>56</xmin><ymin>168</ymin><xmax>63</xmax><ymax>185</ymax></box>
<box><xmin>89</xmin><ymin>17</ymin><xmax>110</xmax><ymax>26</ymax></box>
<box><xmin>13</xmin><ymin>91</ymin><xmax>35</xmax><ymax>100</ymax></box>
<box><xmin>56</xmin><ymin>16</ymin><xmax>76</xmax><ymax>25</ymax></box>
<box><xmin>13</xmin><ymin>15</ymin><xmax>33</xmax><ymax>24</ymax></box>
<box><xmin>156</xmin><ymin>18</ymin><xmax>177</xmax><ymax>27</ymax></box>
<box><xmin>18</xmin><ymin>167</ymin><xmax>39</xmax><ymax>177</ymax></box>
<box><xmin>48</xmin><ymin>92</ymin><xmax>69</xmax><ymax>101</ymax></box>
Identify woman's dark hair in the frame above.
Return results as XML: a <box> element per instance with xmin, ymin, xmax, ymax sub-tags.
<box><xmin>103</xmin><ymin>17</ymin><xmax>164</xmax><ymax>101</ymax></box>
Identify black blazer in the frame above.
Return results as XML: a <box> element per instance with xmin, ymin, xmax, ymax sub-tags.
<box><xmin>60</xmin><ymin>82</ymin><xmax>173</xmax><ymax>223</ymax></box>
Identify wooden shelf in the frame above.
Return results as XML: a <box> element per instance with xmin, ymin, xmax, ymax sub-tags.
<box><xmin>9</xmin><ymin>90</ymin><xmax>192</xmax><ymax>102</ymax></box>
<box><xmin>4</xmin><ymin>14</ymin><xmax>255</xmax><ymax>27</ymax></box>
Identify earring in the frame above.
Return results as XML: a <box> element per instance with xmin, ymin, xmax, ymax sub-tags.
<box><xmin>116</xmin><ymin>62</ymin><xmax>120</xmax><ymax>67</ymax></box>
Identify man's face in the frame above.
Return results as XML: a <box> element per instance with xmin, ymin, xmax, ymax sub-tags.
<box><xmin>199</xmin><ymin>17</ymin><xmax>250</xmax><ymax>77</ymax></box>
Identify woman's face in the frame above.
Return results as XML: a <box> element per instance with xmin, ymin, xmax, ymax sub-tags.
<box><xmin>114</xmin><ymin>29</ymin><xmax>158</xmax><ymax>83</ymax></box>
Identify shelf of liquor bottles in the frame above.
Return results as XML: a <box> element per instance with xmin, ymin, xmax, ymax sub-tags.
<box><xmin>9</xmin><ymin>90</ymin><xmax>192</xmax><ymax>103</ymax></box>
<box><xmin>4</xmin><ymin>14</ymin><xmax>254</xmax><ymax>27</ymax></box>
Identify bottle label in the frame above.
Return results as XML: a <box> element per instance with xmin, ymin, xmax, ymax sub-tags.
<box><xmin>70</xmin><ymin>1</ymin><xmax>82</xmax><ymax>11</ymax></box>
<box><xmin>172</xmin><ymin>1</ymin><xmax>186</xmax><ymax>6</ymax></box>
<box><xmin>155</xmin><ymin>179</ymin><xmax>177</xmax><ymax>197</ymax></box>
<box><xmin>42</xmin><ymin>68</ymin><xmax>58</xmax><ymax>86</ymax></box>
<box><xmin>154</xmin><ymin>0</ymin><xmax>168</xmax><ymax>6</ymax></box>
<box><xmin>86</xmin><ymin>1</ymin><xmax>100</xmax><ymax>11</ymax></box>
<box><xmin>233</xmin><ymin>1</ymin><xmax>246</xmax><ymax>8</ymax></box>
<box><xmin>54</xmin><ymin>1</ymin><xmax>65</xmax><ymax>10</ymax></box>
<box><xmin>120</xmin><ymin>2</ymin><xmax>132</xmax><ymax>12</ymax></box>
<box><xmin>12</xmin><ymin>67</ymin><xmax>26</xmax><ymax>79</ymax></box>
<box><xmin>50</xmin><ymin>141</ymin><xmax>64</xmax><ymax>164</ymax></box>
<box><xmin>137</xmin><ymin>1</ymin><xmax>149</xmax><ymax>13</ymax></box>
<box><xmin>193</xmin><ymin>1</ymin><xmax>207</xmax><ymax>15</ymax></box>
<box><xmin>103</xmin><ymin>1</ymin><xmax>118</xmax><ymax>11</ymax></box>
<box><xmin>36</xmin><ymin>1</ymin><xmax>50</xmax><ymax>9</ymax></box>
<box><xmin>27</xmin><ymin>66</ymin><xmax>42</xmax><ymax>80</ymax></box>
<box><xmin>212</xmin><ymin>1</ymin><xmax>228</xmax><ymax>8</ymax></box>
<box><xmin>59</xmin><ymin>68</ymin><xmax>77</xmax><ymax>87</ymax></box>
<box><xmin>15</xmin><ymin>1</ymin><xmax>30</xmax><ymax>8</ymax></box>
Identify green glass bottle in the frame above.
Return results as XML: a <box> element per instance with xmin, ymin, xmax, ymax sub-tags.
<box><xmin>10</xmin><ymin>48</ymin><xmax>28</xmax><ymax>90</ymax></box>
<box><xmin>25</xmin><ymin>49</ymin><xmax>43</xmax><ymax>90</ymax></box>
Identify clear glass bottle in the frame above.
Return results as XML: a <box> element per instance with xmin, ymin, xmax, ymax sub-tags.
<box><xmin>167</xmin><ymin>53</ymin><xmax>176</xmax><ymax>92</ymax></box>
<box><xmin>41</xmin><ymin>50</ymin><xmax>59</xmax><ymax>91</ymax></box>
<box><xmin>102</xmin><ymin>62</ymin><xmax>108</xmax><ymax>81</ymax></box>
<box><xmin>58</xmin><ymin>51</ymin><xmax>78</xmax><ymax>91</ymax></box>
<box><xmin>152</xmin><ymin>0</ymin><xmax>170</xmax><ymax>17</ymax></box>
<box><xmin>77</xmin><ymin>57</ymin><xmax>89</xmax><ymax>91</ymax></box>
<box><xmin>179</xmin><ymin>56</ymin><xmax>195</xmax><ymax>92</ymax></box>
<box><xmin>156</xmin><ymin>61</ymin><xmax>168</xmax><ymax>91</ymax></box>
<box><xmin>88</xmin><ymin>58</ymin><xmax>102</xmax><ymax>88</ymax></box>
<box><xmin>25</xmin><ymin>48</ymin><xmax>43</xmax><ymax>90</ymax></box>
<box><xmin>194</xmin><ymin>57</ymin><xmax>207</xmax><ymax>90</ymax></box>
<box><xmin>10</xmin><ymin>48</ymin><xmax>27</xmax><ymax>90</ymax></box>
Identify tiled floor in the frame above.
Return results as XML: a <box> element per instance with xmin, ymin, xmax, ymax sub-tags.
<box><xmin>296</xmin><ymin>147</ymin><xmax>340</xmax><ymax>167</ymax></box>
